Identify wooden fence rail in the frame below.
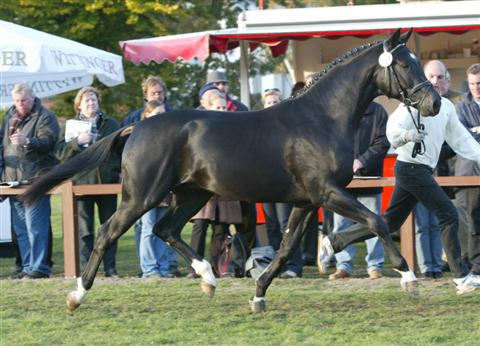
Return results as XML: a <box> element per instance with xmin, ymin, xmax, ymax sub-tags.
<box><xmin>1</xmin><ymin>176</ymin><xmax>479</xmax><ymax>278</ymax></box>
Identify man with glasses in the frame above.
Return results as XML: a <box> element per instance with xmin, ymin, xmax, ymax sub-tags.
<box><xmin>121</xmin><ymin>75</ymin><xmax>180</xmax><ymax>278</ymax></box>
<box><xmin>121</xmin><ymin>75</ymin><xmax>171</xmax><ymax>126</ymax></box>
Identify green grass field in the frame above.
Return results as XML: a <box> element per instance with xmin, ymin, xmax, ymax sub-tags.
<box><xmin>1</xmin><ymin>196</ymin><xmax>479</xmax><ymax>345</ymax></box>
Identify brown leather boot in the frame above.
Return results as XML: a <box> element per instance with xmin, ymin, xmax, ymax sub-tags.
<box><xmin>328</xmin><ymin>269</ymin><xmax>351</xmax><ymax>280</ymax></box>
<box><xmin>368</xmin><ymin>269</ymin><xmax>383</xmax><ymax>280</ymax></box>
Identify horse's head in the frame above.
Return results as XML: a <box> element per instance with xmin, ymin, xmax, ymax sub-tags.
<box><xmin>375</xmin><ymin>29</ymin><xmax>441</xmax><ymax>116</ymax></box>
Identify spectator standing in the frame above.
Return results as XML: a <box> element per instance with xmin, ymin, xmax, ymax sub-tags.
<box><xmin>441</xmin><ymin>68</ymin><xmax>467</xmax><ymax>269</ymax></box>
<box><xmin>189</xmin><ymin>91</ymin><xmax>243</xmax><ymax>278</ymax></box>
<box><xmin>55</xmin><ymin>86</ymin><xmax>120</xmax><ymax>278</ymax></box>
<box><xmin>290</xmin><ymin>81</ymin><xmax>306</xmax><ymax>97</ymax></box>
<box><xmin>121</xmin><ymin>75</ymin><xmax>171</xmax><ymax>126</ymax></box>
<box><xmin>1</xmin><ymin>83</ymin><xmax>59</xmax><ymax>279</ymax></box>
<box><xmin>206</xmin><ymin>70</ymin><xmax>249</xmax><ymax>112</ymax></box>
<box><xmin>454</xmin><ymin>63</ymin><xmax>480</xmax><ymax>293</ymax></box>
<box><xmin>413</xmin><ymin>60</ymin><xmax>453</xmax><ymax>279</ymax></box>
<box><xmin>122</xmin><ymin>75</ymin><xmax>180</xmax><ymax>277</ymax></box>
<box><xmin>136</xmin><ymin>101</ymin><xmax>180</xmax><ymax>278</ymax></box>
<box><xmin>326</xmin><ymin>102</ymin><xmax>388</xmax><ymax>281</ymax></box>
<box><xmin>206</xmin><ymin>70</ymin><xmax>257</xmax><ymax>251</ymax></box>
<box><xmin>260</xmin><ymin>88</ymin><xmax>302</xmax><ymax>278</ymax></box>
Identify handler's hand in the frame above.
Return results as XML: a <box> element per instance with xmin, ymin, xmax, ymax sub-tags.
<box><xmin>403</xmin><ymin>129</ymin><xmax>427</xmax><ymax>143</ymax></box>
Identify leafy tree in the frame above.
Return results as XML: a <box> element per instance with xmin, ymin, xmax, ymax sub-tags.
<box><xmin>0</xmin><ymin>0</ymin><xmax>241</xmax><ymax>119</ymax></box>
<box><xmin>0</xmin><ymin>0</ymin><xmax>392</xmax><ymax>123</ymax></box>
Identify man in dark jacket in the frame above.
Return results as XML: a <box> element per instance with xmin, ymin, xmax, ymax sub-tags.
<box><xmin>121</xmin><ymin>75</ymin><xmax>171</xmax><ymax>127</ymax></box>
<box><xmin>121</xmin><ymin>76</ymin><xmax>180</xmax><ymax>277</ymax></box>
<box><xmin>323</xmin><ymin>102</ymin><xmax>389</xmax><ymax>281</ymax></box>
<box><xmin>454</xmin><ymin>63</ymin><xmax>480</xmax><ymax>293</ymax></box>
<box><xmin>0</xmin><ymin>83</ymin><xmax>59</xmax><ymax>279</ymax></box>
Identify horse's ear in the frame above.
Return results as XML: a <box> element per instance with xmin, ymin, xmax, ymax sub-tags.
<box><xmin>385</xmin><ymin>29</ymin><xmax>401</xmax><ymax>51</ymax></box>
<box><xmin>400</xmin><ymin>28</ymin><xmax>413</xmax><ymax>44</ymax></box>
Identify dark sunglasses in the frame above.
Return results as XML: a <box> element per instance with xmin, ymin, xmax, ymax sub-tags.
<box><xmin>263</xmin><ymin>88</ymin><xmax>280</xmax><ymax>93</ymax></box>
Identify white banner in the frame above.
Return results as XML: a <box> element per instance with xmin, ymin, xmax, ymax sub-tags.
<box><xmin>0</xmin><ymin>73</ymin><xmax>93</xmax><ymax>107</ymax></box>
<box><xmin>0</xmin><ymin>20</ymin><xmax>124</xmax><ymax>107</ymax></box>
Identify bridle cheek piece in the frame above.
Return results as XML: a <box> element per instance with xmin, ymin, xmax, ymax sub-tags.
<box><xmin>380</xmin><ymin>42</ymin><xmax>432</xmax><ymax>108</ymax></box>
<box><xmin>380</xmin><ymin>42</ymin><xmax>432</xmax><ymax>158</ymax></box>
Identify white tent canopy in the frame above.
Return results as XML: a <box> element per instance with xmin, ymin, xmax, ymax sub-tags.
<box><xmin>0</xmin><ymin>20</ymin><xmax>124</xmax><ymax>108</ymax></box>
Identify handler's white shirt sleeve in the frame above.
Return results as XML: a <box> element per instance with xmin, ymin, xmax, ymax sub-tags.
<box><xmin>387</xmin><ymin>98</ymin><xmax>480</xmax><ymax>169</ymax></box>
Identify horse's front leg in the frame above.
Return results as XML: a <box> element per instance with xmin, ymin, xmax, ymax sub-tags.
<box><xmin>321</xmin><ymin>185</ymin><xmax>418</xmax><ymax>295</ymax></box>
<box><xmin>250</xmin><ymin>207</ymin><xmax>315</xmax><ymax>313</ymax></box>
<box><xmin>66</xmin><ymin>202</ymin><xmax>141</xmax><ymax>313</ymax></box>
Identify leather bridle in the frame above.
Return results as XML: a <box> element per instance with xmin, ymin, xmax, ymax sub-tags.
<box><xmin>380</xmin><ymin>42</ymin><xmax>432</xmax><ymax>157</ymax></box>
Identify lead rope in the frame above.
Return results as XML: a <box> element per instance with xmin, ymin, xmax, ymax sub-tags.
<box><xmin>389</xmin><ymin>67</ymin><xmax>428</xmax><ymax>157</ymax></box>
<box><xmin>406</xmin><ymin>105</ymin><xmax>426</xmax><ymax>158</ymax></box>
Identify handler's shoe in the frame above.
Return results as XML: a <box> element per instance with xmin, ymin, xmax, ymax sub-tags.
<box><xmin>317</xmin><ymin>233</ymin><xmax>334</xmax><ymax>275</ymax></box>
<box><xmin>368</xmin><ymin>269</ymin><xmax>383</xmax><ymax>280</ymax></box>
<box><xmin>328</xmin><ymin>269</ymin><xmax>351</xmax><ymax>280</ymax></box>
<box><xmin>456</xmin><ymin>274</ymin><xmax>480</xmax><ymax>295</ymax></box>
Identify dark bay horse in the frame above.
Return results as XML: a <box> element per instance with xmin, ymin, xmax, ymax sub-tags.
<box><xmin>22</xmin><ymin>29</ymin><xmax>441</xmax><ymax>313</ymax></box>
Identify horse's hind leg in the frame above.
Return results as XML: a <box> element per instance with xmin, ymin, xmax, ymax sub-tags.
<box><xmin>66</xmin><ymin>199</ymin><xmax>145</xmax><ymax>312</ymax></box>
<box><xmin>251</xmin><ymin>207</ymin><xmax>316</xmax><ymax>312</ymax></box>
<box><xmin>152</xmin><ymin>188</ymin><xmax>217</xmax><ymax>296</ymax></box>
<box><xmin>322</xmin><ymin>185</ymin><xmax>417</xmax><ymax>295</ymax></box>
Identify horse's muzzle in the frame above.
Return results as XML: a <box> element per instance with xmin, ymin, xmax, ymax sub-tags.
<box><xmin>419</xmin><ymin>90</ymin><xmax>441</xmax><ymax>117</ymax></box>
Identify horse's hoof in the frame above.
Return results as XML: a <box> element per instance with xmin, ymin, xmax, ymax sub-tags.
<box><xmin>401</xmin><ymin>280</ymin><xmax>419</xmax><ymax>296</ymax></box>
<box><xmin>201</xmin><ymin>281</ymin><xmax>216</xmax><ymax>297</ymax></box>
<box><xmin>249</xmin><ymin>297</ymin><xmax>266</xmax><ymax>313</ymax></box>
<box><xmin>66</xmin><ymin>292</ymin><xmax>81</xmax><ymax>313</ymax></box>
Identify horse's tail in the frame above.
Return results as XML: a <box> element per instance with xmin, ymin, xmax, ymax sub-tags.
<box><xmin>21</xmin><ymin>125</ymin><xmax>135</xmax><ymax>205</ymax></box>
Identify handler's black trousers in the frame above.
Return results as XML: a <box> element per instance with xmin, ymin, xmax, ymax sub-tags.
<box><xmin>77</xmin><ymin>195</ymin><xmax>118</xmax><ymax>274</ymax></box>
<box><xmin>330</xmin><ymin>161</ymin><xmax>467</xmax><ymax>278</ymax></box>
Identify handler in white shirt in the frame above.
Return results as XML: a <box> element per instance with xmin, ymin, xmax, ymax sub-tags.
<box><xmin>322</xmin><ymin>96</ymin><xmax>480</xmax><ymax>291</ymax></box>
<box><xmin>385</xmin><ymin>97</ymin><xmax>480</xmax><ymax>279</ymax></box>
<box><xmin>387</xmin><ymin>98</ymin><xmax>480</xmax><ymax>170</ymax></box>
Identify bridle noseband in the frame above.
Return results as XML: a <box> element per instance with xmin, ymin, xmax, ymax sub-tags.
<box><xmin>379</xmin><ymin>42</ymin><xmax>432</xmax><ymax>157</ymax></box>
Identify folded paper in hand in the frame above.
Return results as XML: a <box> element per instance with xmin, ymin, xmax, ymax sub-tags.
<box><xmin>65</xmin><ymin>120</ymin><xmax>92</xmax><ymax>142</ymax></box>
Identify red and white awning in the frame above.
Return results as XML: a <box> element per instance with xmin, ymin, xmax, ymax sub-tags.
<box><xmin>119</xmin><ymin>1</ymin><xmax>480</xmax><ymax>65</ymax></box>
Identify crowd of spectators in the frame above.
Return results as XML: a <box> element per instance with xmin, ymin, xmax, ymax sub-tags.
<box><xmin>1</xmin><ymin>61</ymin><xmax>479</xmax><ymax>294</ymax></box>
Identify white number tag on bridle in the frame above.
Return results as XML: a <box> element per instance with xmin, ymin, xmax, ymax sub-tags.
<box><xmin>378</xmin><ymin>51</ymin><xmax>393</xmax><ymax>67</ymax></box>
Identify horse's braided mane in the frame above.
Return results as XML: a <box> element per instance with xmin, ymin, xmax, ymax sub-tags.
<box><xmin>291</xmin><ymin>40</ymin><xmax>381</xmax><ymax>98</ymax></box>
